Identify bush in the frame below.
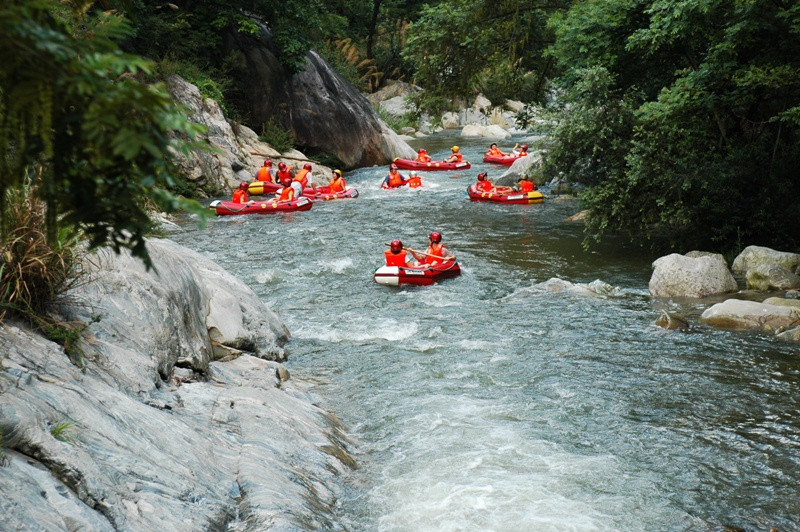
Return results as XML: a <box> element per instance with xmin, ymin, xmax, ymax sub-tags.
<box><xmin>259</xmin><ymin>119</ymin><xmax>295</xmax><ymax>154</ymax></box>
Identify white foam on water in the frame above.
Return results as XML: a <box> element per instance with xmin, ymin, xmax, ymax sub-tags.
<box><xmin>294</xmin><ymin>317</ymin><xmax>419</xmax><ymax>343</ymax></box>
<box><xmin>315</xmin><ymin>256</ymin><xmax>355</xmax><ymax>274</ymax></box>
<box><xmin>254</xmin><ymin>269</ymin><xmax>281</xmax><ymax>284</ymax></box>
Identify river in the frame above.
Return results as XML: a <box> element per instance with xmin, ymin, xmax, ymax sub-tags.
<box><xmin>169</xmin><ymin>134</ymin><xmax>800</xmax><ymax>531</ymax></box>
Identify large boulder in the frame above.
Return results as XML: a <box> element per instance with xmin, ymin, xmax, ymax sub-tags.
<box><xmin>226</xmin><ymin>28</ymin><xmax>414</xmax><ymax>167</ymax></box>
<box><xmin>731</xmin><ymin>246</ymin><xmax>800</xmax><ymax>290</ymax></box>
<box><xmin>700</xmin><ymin>299</ymin><xmax>800</xmax><ymax>333</ymax></box>
<box><xmin>496</xmin><ymin>152</ymin><xmax>545</xmax><ymax>187</ymax></box>
<box><xmin>649</xmin><ymin>253</ymin><xmax>738</xmax><ymax>298</ymax></box>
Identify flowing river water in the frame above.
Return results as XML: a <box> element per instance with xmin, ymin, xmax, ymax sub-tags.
<box><xmin>169</xmin><ymin>134</ymin><xmax>800</xmax><ymax>531</ymax></box>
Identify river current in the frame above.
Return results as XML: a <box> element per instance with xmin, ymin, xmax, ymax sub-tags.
<box><xmin>169</xmin><ymin>134</ymin><xmax>800</xmax><ymax>531</ymax></box>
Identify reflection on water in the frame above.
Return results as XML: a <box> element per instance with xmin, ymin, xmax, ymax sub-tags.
<box><xmin>169</xmin><ymin>135</ymin><xmax>800</xmax><ymax>531</ymax></box>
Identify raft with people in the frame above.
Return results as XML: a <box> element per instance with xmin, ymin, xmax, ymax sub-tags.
<box><xmin>467</xmin><ymin>183</ymin><xmax>544</xmax><ymax>204</ymax></box>
<box><xmin>247</xmin><ymin>181</ymin><xmax>358</xmax><ymax>200</ymax></box>
<box><xmin>373</xmin><ymin>259</ymin><xmax>461</xmax><ymax>286</ymax></box>
<box><xmin>482</xmin><ymin>154</ymin><xmax>521</xmax><ymax>166</ymax></box>
<box><xmin>210</xmin><ymin>197</ymin><xmax>313</xmax><ymax>215</ymax></box>
<box><xmin>391</xmin><ymin>158</ymin><xmax>471</xmax><ymax>171</ymax></box>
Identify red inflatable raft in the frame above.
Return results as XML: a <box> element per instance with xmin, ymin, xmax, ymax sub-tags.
<box><xmin>482</xmin><ymin>154</ymin><xmax>521</xmax><ymax>166</ymax></box>
<box><xmin>210</xmin><ymin>197</ymin><xmax>312</xmax><ymax>216</ymax></box>
<box><xmin>467</xmin><ymin>184</ymin><xmax>544</xmax><ymax>204</ymax></box>
<box><xmin>392</xmin><ymin>158</ymin><xmax>471</xmax><ymax>171</ymax></box>
<box><xmin>247</xmin><ymin>181</ymin><xmax>358</xmax><ymax>200</ymax></box>
<box><xmin>373</xmin><ymin>259</ymin><xmax>461</xmax><ymax>286</ymax></box>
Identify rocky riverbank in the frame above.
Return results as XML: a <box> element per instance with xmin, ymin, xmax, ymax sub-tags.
<box><xmin>0</xmin><ymin>238</ymin><xmax>353</xmax><ymax>530</ymax></box>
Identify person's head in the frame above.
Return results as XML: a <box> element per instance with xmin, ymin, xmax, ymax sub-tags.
<box><xmin>278</xmin><ymin>161</ymin><xmax>287</xmax><ymax>171</ymax></box>
<box><xmin>418</xmin><ymin>148</ymin><xmax>426</xmax><ymax>154</ymax></box>
<box><xmin>281</xmin><ymin>176</ymin><xmax>292</xmax><ymax>186</ymax></box>
<box><xmin>429</xmin><ymin>231</ymin><xmax>442</xmax><ymax>243</ymax></box>
<box><xmin>390</xmin><ymin>163</ymin><xmax>398</xmax><ymax>171</ymax></box>
<box><xmin>264</xmin><ymin>160</ymin><xmax>272</xmax><ymax>167</ymax></box>
<box><xmin>490</xmin><ymin>143</ymin><xmax>497</xmax><ymax>149</ymax></box>
<box><xmin>238</xmin><ymin>181</ymin><xmax>248</xmax><ymax>190</ymax></box>
<box><xmin>451</xmin><ymin>145</ymin><xmax>459</xmax><ymax>153</ymax></box>
<box><xmin>390</xmin><ymin>239</ymin><xmax>403</xmax><ymax>254</ymax></box>
<box><xmin>477</xmin><ymin>172</ymin><xmax>487</xmax><ymax>181</ymax></box>
<box><xmin>303</xmin><ymin>163</ymin><xmax>312</xmax><ymax>171</ymax></box>
<box><xmin>520</xmin><ymin>144</ymin><xmax>528</xmax><ymax>151</ymax></box>
<box><xmin>409</xmin><ymin>170</ymin><xmax>418</xmax><ymax>178</ymax></box>
<box><xmin>333</xmin><ymin>169</ymin><xmax>343</xmax><ymax>178</ymax></box>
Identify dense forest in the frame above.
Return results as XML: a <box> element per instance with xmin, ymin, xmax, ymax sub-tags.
<box><xmin>1</xmin><ymin>0</ymin><xmax>799</xmax><ymax>328</ymax></box>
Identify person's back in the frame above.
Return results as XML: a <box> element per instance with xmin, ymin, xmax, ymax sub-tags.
<box><xmin>385</xmin><ymin>240</ymin><xmax>408</xmax><ymax>267</ymax></box>
<box><xmin>256</xmin><ymin>161</ymin><xmax>274</xmax><ymax>182</ymax></box>
<box><xmin>519</xmin><ymin>179</ymin><xmax>534</xmax><ymax>192</ymax></box>
<box><xmin>294</xmin><ymin>164</ymin><xmax>313</xmax><ymax>189</ymax></box>
<box><xmin>278</xmin><ymin>177</ymin><xmax>295</xmax><ymax>201</ymax></box>
<box><xmin>416</xmin><ymin>149</ymin><xmax>432</xmax><ymax>163</ymax></box>
<box><xmin>232</xmin><ymin>181</ymin><xmax>249</xmax><ymax>203</ymax></box>
<box><xmin>446</xmin><ymin>146</ymin><xmax>462</xmax><ymax>163</ymax></box>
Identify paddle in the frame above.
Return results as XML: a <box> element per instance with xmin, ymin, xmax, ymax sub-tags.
<box><xmin>384</xmin><ymin>242</ymin><xmax>455</xmax><ymax>262</ymax></box>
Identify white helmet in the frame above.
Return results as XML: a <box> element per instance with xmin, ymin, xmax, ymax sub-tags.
<box><xmin>409</xmin><ymin>171</ymin><xmax>418</xmax><ymax>177</ymax></box>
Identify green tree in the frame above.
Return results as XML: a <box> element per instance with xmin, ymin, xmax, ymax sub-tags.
<box><xmin>1</xmin><ymin>0</ymin><xmax>203</xmax><ymax>267</ymax></box>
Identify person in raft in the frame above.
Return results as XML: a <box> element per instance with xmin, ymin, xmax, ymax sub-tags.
<box><xmin>409</xmin><ymin>232</ymin><xmax>455</xmax><ymax>266</ymax></box>
<box><xmin>486</xmin><ymin>143</ymin><xmax>508</xmax><ymax>157</ymax></box>
<box><xmin>329</xmin><ymin>169</ymin><xmax>346</xmax><ymax>193</ymax></box>
<box><xmin>275</xmin><ymin>176</ymin><xmax>295</xmax><ymax>201</ymax></box>
<box><xmin>384</xmin><ymin>239</ymin><xmax>411</xmax><ymax>267</ymax></box>
<box><xmin>407</xmin><ymin>170</ymin><xmax>422</xmax><ymax>188</ymax></box>
<box><xmin>475</xmin><ymin>171</ymin><xmax>494</xmax><ymax>192</ymax></box>
<box><xmin>275</xmin><ymin>161</ymin><xmax>294</xmax><ymax>185</ymax></box>
<box><xmin>415</xmin><ymin>148</ymin><xmax>432</xmax><ymax>163</ymax></box>
<box><xmin>444</xmin><ymin>145</ymin><xmax>463</xmax><ymax>163</ymax></box>
<box><xmin>255</xmin><ymin>160</ymin><xmax>274</xmax><ymax>182</ymax></box>
<box><xmin>293</xmin><ymin>163</ymin><xmax>316</xmax><ymax>192</ymax></box>
<box><xmin>516</xmin><ymin>174</ymin><xmax>535</xmax><ymax>192</ymax></box>
<box><xmin>511</xmin><ymin>143</ymin><xmax>529</xmax><ymax>157</ymax></box>
<box><xmin>382</xmin><ymin>163</ymin><xmax>407</xmax><ymax>188</ymax></box>
<box><xmin>232</xmin><ymin>181</ymin><xmax>250</xmax><ymax>203</ymax></box>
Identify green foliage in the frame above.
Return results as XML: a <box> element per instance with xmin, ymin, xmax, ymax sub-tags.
<box><xmin>375</xmin><ymin>105</ymin><xmax>417</xmax><ymax>134</ymax></box>
<box><xmin>259</xmin><ymin>119</ymin><xmax>294</xmax><ymax>154</ymax></box>
<box><xmin>547</xmin><ymin>0</ymin><xmax>800</xmax><ymax>252</ymax></box>
<box><xmin>51</xmin><ymin>421</ymin><xmax>78</xmax><ymax>444</ymax></box>
<box><xmin>0</xmin><ymin>1</ymin><xmax>205</xmax><ymax>269</ymax></box>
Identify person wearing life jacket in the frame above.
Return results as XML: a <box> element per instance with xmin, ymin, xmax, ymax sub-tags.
<box><xmin>384</xmin><ymin>239</ymin><xmax>410</xmax><ymax>267</ymax></box>
<box><xmin>329</xmin><ymin>169</ymin><xmax>346</xmax><ymax>193</ymax></box>
<box><xmin>517</xmin><ymin>174</ymin><xmax>535</xmax><ymax>192</ymax></box>
<box><xmin>382</xmin><ymin>163</ymin><xmax>407</xmax><ymax>189</ymax></box>
<box><xmin>232</xmin><ymin>181</ymin><xmax>249</xmax><ymax>203</ymax></box>
<box><xmin>409</xmin><ymin>231</ymin><xmax>455</xmax><ymax>266</ymax></box>
<box><xmin>475</xmin><ymin>171</ymin><xmax>494</xmax><ymax>192</ymax></box>
<box><xmin>293</xmin><ymin>163</ymin><xmax>315</xmax><ymax>191</ymax></box>
<box><xmin>407</xmin><ymin>170</ymin><xmax>422</xmax><ymax>188</ymax></box>
<box><xmin>444</xmin><ymin>145</ymin><xmax>463</xmax><ymax>163</ymax></box>
<box><xmin>415</xmin><ymin>149</ymin><xmax>432</xmax><ymax>163</ymax></box>
<box><xmin>486</xmin><ymin>143</ymin><xmax>507</xmax><ymax>157</ymax></box>
<box><xmin>256</xmin><ymin>160</ymin><xmax>274</xmax><ymax>182</ymax></box>
<box><xmin>277</xmin><ymin>176</ymin><xmax>295</xmax><ymax>202</ymax></box>
<box><xmin>511</xmin><ymin>143</ymin><xmax>529</xmax><ymax>157</ymax></box>
<box><xmin>275</xmin><ymin>162</ymin><xmax>294</xmax><ymax>185</ymax></box>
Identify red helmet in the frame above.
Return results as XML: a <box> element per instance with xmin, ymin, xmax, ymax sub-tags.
<box><xmin>521</xmin><ymin>144</ymin><xmax>528</xmax><ymax>151</ymax></box>
<box><xmin>281</xmin><ymin>176</ymin><xmax>292</xmax><ymax>186</ymax></box>
<box><xmin>239</xmin><ymin>181</ymin><xmax>248</xmax><ymax>190</ymax></box>
<box><xmin>390</xmin><ymin>239</ymin><xmax>403</xmax><ymax>253</ymax></box>
<box><xmin>429</xmin><ymin>231</ymin><xmax>442</xmax><ymax>243</ymax></box>
<box><xmin>264</xmin><ymin>160</ymin><xmax>272</xmax><ymax>166</ymax></box>
<box><xmin>390</xmin><ymin>163</ymin><xmax>398</xmax><ymax>170</ymax></box>
<box><xmin>418</xmin><ymin>148</ymin><xmax>426</xmax><ymax>153</ymax></box>
<box><xmin>303</xmin><ymin>163</ymin><xmax>312</xmax><ymax>170</ymax></box>
<box><xmin>477</xmin><ymin>172</ymin><xmax>487</xmax><ymax>181</ymax></box>
<box><xmin>278</xmin><ymin>162</ymin><xmax>287</xmax><ymax>170</ymax></box>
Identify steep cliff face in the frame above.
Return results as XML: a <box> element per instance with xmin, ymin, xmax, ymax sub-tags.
<box><xmin>228</xmin><ymin>32</ymin><xmax>415</xmax><ymax>167</ymax></box>
<box><xmin>0</xmin><ymin>239</ymin><xmax>351</xmax><ymax>530</ymax></box>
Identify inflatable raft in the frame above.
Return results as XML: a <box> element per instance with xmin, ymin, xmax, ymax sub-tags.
<box><xmin>482</xmin><ymin>154</ymin><xmax>521</xmax><ymax>166</ymax></box>
<box><xmin>392</xmin><ymin>158</ymin><xmax>471</xmax><ymax>171</ymax></box>
<box><xmin>210</xmin><ymin>197</ymin><xmax>312</xmax><ymax>216</ymax></box>
<box><xmin>248</xmin><ymin>181</ymin><xmax>358</xmax><ymax>200</ymax></box>
<box><xmin>373</xmin><ymin>259</ymin><xmax>461</xmax><ymax>286</ymax></box>
<box><xmin>467</xmin><ymin>184</ymin><xmax>544</xmax><ymax>204</ymax></box>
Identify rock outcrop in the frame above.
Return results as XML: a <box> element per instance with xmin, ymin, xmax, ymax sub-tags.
<box><xmin>0</xmin><ymin>239</ymin><xmax>351</xmax><ymax>529</ymax></box>
<box><xmin>700</xmin><ymin>298</ymin><xmax>800</xmax><ymax>334</ymax></box>
<box><xmin>731</xmin><ymin>245</ymin><xmax>800</xmax><ymax>290</ymax></box>
<box><xmin>649</xmin><ymin>252</ymin><xmax>738</xmax><ymax>298</ymax></box>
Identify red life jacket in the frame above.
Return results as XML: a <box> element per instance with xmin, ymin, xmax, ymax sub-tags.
<box><xmin>416</xmin><ymin>154</ymin><xmax>431</xmax><ymax>162</ymax></box>
<box><xmin>232</xmin><ymin>189</ymin><xmax>248</xmax><ymax>203</ymax></box>
<box><xmin>476</xmin><ymin>180</ymin><xmax>493</xmax><ymax>191</ymax></box>
<box><xmin>425</xmin><ymin>243</ymin><xmax>444</xmax><ymax>265</ymax></box>
<box><xmin>279</xmin><ymin>186</ymin><xmax>294</xmax><ymax>201</ymax></box>
<box><xmin>384</xmin><ymin>250</ymin><xmax>408</xmax><ymax>267</ymax></box>
<box><xmin>293</xmin><ymin>168</ymin><xmax>310</xmax><ymax>188</ymax></box>
<box><xmin>451</xmin><ymin>153</ymin><xmax>463</xmax><ymax>162</ymax></box>
<box><xmin>276</xmin><ymin>168</ymin><xmax>293</xmax><ymax>182</ymax></box>
<box><xmin>408</xmin><ymin>176</ymin><xmax>422</xmax><ymax>188</ymax></box>
<box><xmin>256</xmin><ymin>166</ymin><xmax>273</xmax><ymax>182</ymax></box>
<box><xmin>519</xmin><ymin>180</ymin><xmax>534</xmax><ymax>192</ymax></box>
<box><xmin>388</xmin><ymin>172</ymin><xmax>404</xmax><ymax>187</ymax></box>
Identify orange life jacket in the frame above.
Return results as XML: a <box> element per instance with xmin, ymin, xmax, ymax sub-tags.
<box><xmin>408</xmin><ymin>176</ymin><xmax>422</xmax><ymax>188</ymax></box>
<box><xmin>388</xmin><ymin>172</ymin><xmax>405</xmax><ymax>187</ymax></box>
<box><xmin>519</xmin><ymin>151</ymin><xmax>528</xmax><ymax>157</ymax></box>
<box><xmin>488</xmin><ymin>148</ymin><xmax>503</xmax><ymax>157</ymax></box>
<box><xmin>256</xmin><ymin>166</ymin><xmax>273</xmax><ymax>182</ymax></box>
<box><xmin>329</xmin><ymin>177</ymin><xmax>346</xmax><ymax>193</ymax></box>
<box><xmin>232</xmin><ymin>189</ymin><xmax>248</xmax><ymax>203</ymax></box>
<box><xmin>384</xmin><ymin>249</ymin><xmax>408</xmax><ymax>267</ymax></box>
<box><xmin>276</xmin><ymin>168</ymin><xmax>293</xmax><ymax>182</ymax></box>
<box><xmin>425</xmin><ymin>243</ymin><xmax>444</xmax><ymax>265</ymax></box>
<box><xmin>293</xmin><ymin>168</ymin><xmax>310</xmax><ymax>188</ymax></box>
<box><xmin>416</xmin><ymin>154</ymin><xmax>431</xmax><ymax>162</ymax></box>
<box><xmin>476</xmin><ymin>180</ymin><xmax>493</xmax><ymax>192</ymax></box>
<box><xmin>451</xmin><ymin>153</ymin><xmax>463</xmax><ymax>162</ymax></box>
<box><xmin>279</xmin><ymin>186</ymin><xmax>294</xmax><ymax>201</ymax></box>
<box><xmin>519</xmin><ymin>180</ymin><xmax>534</xmax><ymax>192</ymax></box>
